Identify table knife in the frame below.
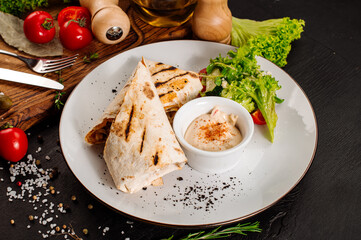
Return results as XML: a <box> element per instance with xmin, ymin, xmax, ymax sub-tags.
<box><xmin>0</xmin><ymin>68</ymin><xmax>64</xmax><ymax>90</ymax></box>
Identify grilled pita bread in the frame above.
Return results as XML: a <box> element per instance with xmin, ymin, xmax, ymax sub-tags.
<box><xmin>103</xmin><ymin>59</ymin><xmax>187</xmax><ymax>193</ymax></box>
<box><xmin>85</xmin><ymin>59</ymin><xmax>202</xmax><ymax>145</ymax></box>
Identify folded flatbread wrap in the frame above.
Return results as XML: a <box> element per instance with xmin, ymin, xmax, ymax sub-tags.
<box><xmin>103</xmin><ymin>59</ymin><xmax>187</xmax><ymax>193</ymax></box>
<box><xmin>85</xmin><ymin>59</ymin><xmax>202</xmax><ymax>144</ymax></box>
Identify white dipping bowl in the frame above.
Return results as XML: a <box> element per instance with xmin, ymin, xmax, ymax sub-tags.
<box><xmin>173</xmin><ymin>96</ymin><xmax>254</xmax><ymax>174</ymax></box>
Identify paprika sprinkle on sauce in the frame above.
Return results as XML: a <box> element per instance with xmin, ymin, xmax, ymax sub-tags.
<box><xmin>184</xmin><ymin>106</ymin><xmax>242</xmax><ymax>151</ymax></box>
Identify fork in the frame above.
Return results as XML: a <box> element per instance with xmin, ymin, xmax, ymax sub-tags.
<box><xmin>0</xmin><ymin>50</ymin><xmax>78</xmax><ymax>74</ymax></box>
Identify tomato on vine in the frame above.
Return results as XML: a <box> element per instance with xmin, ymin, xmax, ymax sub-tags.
<box><xmin>23</xmin><ymin>11</ymin><xmax>55</xmax><ymax>44</ymax></box>
<box><xmin>59</xmin><ymin>18</ymin><xmax>93</xmax><ymax>51</ymax></box>
<box><xmin>57</xmin><ymin>6</ymin><xmax>91</xmax><ymax>28</ymax></box>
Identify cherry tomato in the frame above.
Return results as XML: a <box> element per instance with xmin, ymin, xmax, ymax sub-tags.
<box><xmin>251</xmin><ymin>109</ymin><xmax>266</xmax><ymax>125</ymax></box>
<box><xmin>57</xmin><ymin>6</ymin><xmax>91</xmax><ymax>29</ymax></box>
<box><xmin>23</xmin><ymin>11</ymin><xmax>55</xmax><ymax>44</ymax></box>
<box><xmin>199</xmin><ymin>68</ymin><xmax>207</xmax><ymax>92</ymax></box>
<box><xmin>0</xmin><ymin>127</ymin><xmax>28</xmax><ymax>162</ymax></box>
<box><xmin>59</xmin><ymin>19</ymin><xmax>93</xmax><ymax>51</ymax></box>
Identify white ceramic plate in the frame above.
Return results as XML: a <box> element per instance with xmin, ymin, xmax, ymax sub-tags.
<box><xmin>59</xmin><ymin>40</ymin><xmax>317</xmax><ymax>227</ymax></box>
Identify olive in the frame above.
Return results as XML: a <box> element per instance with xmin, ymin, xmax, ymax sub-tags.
<box><xmin>0</xmin><ymin>94</ymin><xmax>12</xmax><ymax>111</ymax></box>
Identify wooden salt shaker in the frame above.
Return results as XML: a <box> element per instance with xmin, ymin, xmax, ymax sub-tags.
<box><xmin>79</xmin><ymin>0</ymin><xmax>130</xmax><ymax>44</ymax></box>
<box><xmin>192</xmin><ymin>0</ymin><xmax>232</xmax><ymax>44</ymax></box>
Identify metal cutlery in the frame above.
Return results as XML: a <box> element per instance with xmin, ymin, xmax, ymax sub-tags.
<box><xmin>0</xmin><ymin>68</ymin><xmax>64</xmax><ymax>90</ymax></box>
<box><xmin>0</xmin><ymin>50</ymin><xmax>78</xmax><ymax>73</ymax></box>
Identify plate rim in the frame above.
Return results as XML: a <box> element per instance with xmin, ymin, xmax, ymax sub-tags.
<box><xmin>59</xmin><ymin>39</ymin><xmax>318</xmax><ymax>228</ymax></box>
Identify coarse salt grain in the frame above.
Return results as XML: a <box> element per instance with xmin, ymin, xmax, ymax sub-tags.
<box><xmin>102</xmin><ymin>226</ymin><xmax>110</xmax><ymax>236</ymax></box>
<box><xmin>58</xmin><ymin>206</ymin><xmax>67</xmax><ymax>213</ymax></box>
<box><xmin>4</xmin><ymin>153</ymin><xmax>62</xmax><ymax>238</ymax></box>
<box><xmin>4</xmin><ymin>147</ymin><xmax>121</xmax><ymax>239</ymax></box>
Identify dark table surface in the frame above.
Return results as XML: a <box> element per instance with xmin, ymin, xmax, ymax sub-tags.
<box><xmin>1</xmin><ymin>0</ymin><xmax>361</xmax><ymax>239</ymax></box>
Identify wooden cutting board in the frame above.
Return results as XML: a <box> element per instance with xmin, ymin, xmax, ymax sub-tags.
<box><xmin>0</xmin><ymin>1</ymin><xmax>193</xmax><ymax>131</ymax></box>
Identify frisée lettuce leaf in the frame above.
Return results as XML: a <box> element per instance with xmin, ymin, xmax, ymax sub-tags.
<box><xmin>231</xmin><ymin>17</ymin><xmax>305</xmax><ymax>67</ymax></box>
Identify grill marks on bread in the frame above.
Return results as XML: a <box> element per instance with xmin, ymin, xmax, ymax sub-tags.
<box><xmin>153</xmin><ymin>65</ymin><xmax>176</xmax><ymax>76</ymax></box>
<box><xmin>113</xmin><ymin>81</ymin><xmax>156</xmax><ymax>143</ymax></box>
<box><xmin>153</xmin><ymin>152</ymin><xmax>159</xmax><ymax>166</ymax></box>
<box><xmin>112</xmin><ymin>103</ymin><xmax>135</xmax><ymax>141</ymax></box>
<box><xmin>152</xmin><ymin>63</ymin><xmax>196</xmax><ymax>92</ymax></box>
<box><xmin>150</xmin><ymin>62</ymin><xmax>198</xmax><ymax>110</ymax></box>
<box><xmin>124</xmin><ymin>105</ymin><xmax>134</xmax><ymax>141</ymax></box>
<box><xmin>154</xmin><ymin>72</ymin><xmax>188</xmax><ymax>88</ymax></box>
<box><xmin>139</xmin><ymin>128</ymin><xmax>146</xmax><ymax>153</ymax></box>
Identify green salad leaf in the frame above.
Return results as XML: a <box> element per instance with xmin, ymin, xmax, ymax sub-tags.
<box><xmin>239</xmin><ymin>74</ymin><xmax>281</xmax><ymax>142</ymax></box>
<box><xmin>220</xmin><ymin>81</ymin><xmax>255</xmax><ymax>112</ymax></box>
<box><xmin>204</xmin><ymin>48</ymin><xmax>282</xmax><ymax>142</ymax></box>
<box><xmin>231</xmin><ymin>17</ymin><xmax>305</xmax><ymax>67</ymax></box>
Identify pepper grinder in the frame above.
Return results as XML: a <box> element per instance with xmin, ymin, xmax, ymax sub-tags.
<box><xmin>80</xmin><ymin>0</ymin><xmax>130</xmax><ymax>44</ymax></box>
<box><xmin>192</xmin><ymin>0</ymin><xmax>232</xmax><ymax>44</ymax></box>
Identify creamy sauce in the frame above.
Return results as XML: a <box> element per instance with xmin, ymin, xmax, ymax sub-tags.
<box><xmin>184</xmin><ymin>107</ymin><xmax>242</xmax><ymax>151</ymax></box>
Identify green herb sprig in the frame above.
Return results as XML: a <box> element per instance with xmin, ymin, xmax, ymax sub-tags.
<box><xmin>164</xmin><ymin>222</ymin><xmax>261</xmax><ymax>240</ymax></box>
<box><xmin>83</xmin><ymin>52</ymin><xmax>99</xmax><ymax>63</ymax></box>
<box><xmin>55</xmin><ymin>70</ymin><xmax>64</xmax><ymax>84</ymax></box>
<box><xmin>54</xmin><ymin>70</ymin><xmax>65</xmax><ymax>110</ymax></box>
<box><xmin>54</xmin><ymin>91</ymin><xmax>65</xmax><ymax>110</ymax></box>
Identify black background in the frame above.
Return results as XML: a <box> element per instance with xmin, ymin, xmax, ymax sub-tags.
<box><xmin>1</xmin><ymin>0</ymin><xmax>361</xmax><ymax>239</ymax></box>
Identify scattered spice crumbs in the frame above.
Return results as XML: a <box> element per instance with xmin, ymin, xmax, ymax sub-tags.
<box><xmin>5</xmin><ymin>154</ymin><xmax>72</xmax><ymax>238</ymax></box>
<box><xmin>96</xmin><ymin>147</ymin><xmax>244</xmax><ymax>215</ymax></box>
<box><xmin>160</xmin><ymin>175</ymin><xmax>241</xmax><ymax>212</ymax></box>
<box><xmin>0</xmin><ymin>136</ymin><xmax>122</xmax><ymax>239</ymax></box>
